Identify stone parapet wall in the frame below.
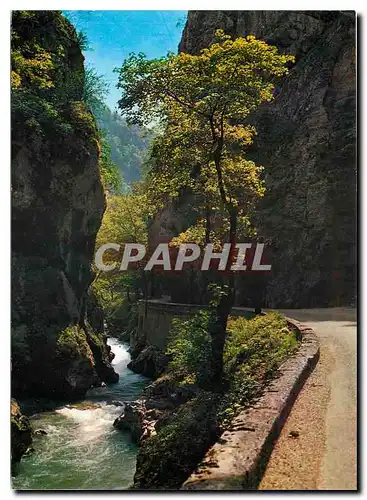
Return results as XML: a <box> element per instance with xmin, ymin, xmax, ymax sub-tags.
<box><xmin>136</xmin><ymin>299</ymin><xmax>254</xmax><ymax>350</ymax></box>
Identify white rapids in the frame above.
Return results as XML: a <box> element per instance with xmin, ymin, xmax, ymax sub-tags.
<box><xmin>12</xmin><ymin>339</ymin><xmax>148</xmax><ymax>490</ymax></box>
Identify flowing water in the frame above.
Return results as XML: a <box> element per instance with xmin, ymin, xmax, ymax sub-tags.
<box><xmin>12</xmin><ymin>339</ymin><xmax>148</xmax><ymax>490</ymax></box>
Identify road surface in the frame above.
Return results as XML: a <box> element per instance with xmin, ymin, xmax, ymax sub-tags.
<box><xmin>259</xmin><ymin>308</ymin><xmax>357</xmax><ymax>491</ymax></box>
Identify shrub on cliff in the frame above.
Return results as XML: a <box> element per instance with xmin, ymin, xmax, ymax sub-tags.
<box><xmin>56</xmin><ymin>326</ymin><xmax>93</xmax><ymax>360</ymax></box>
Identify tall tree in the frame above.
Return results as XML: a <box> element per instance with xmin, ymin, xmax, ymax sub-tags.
<box><xmin>116</xmin><ymin>30</ymin><xmax>294</xmax><ymax>386</ymax></box>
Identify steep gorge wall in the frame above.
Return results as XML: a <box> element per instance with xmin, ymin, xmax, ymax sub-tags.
<box><xmin>11</xmin><ymin>11</ymin><xmax>117</xmax><ymax>399</ymax></box>
<box><xmin>178</xmin><ymin>11</ymin><xmax>356</xmax><ymax>308</ymax></box>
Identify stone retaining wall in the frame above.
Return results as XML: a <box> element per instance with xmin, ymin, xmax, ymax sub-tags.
<box><xmin>136</xmin><ymin>299</ymin><xmax>255</xmax><ymax>350</ymax></box>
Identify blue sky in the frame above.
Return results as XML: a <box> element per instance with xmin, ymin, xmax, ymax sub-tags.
<box><xmin>63</xmin><ymin>11</ymin><xmax>187</xmax><ymax>110</ymax></box>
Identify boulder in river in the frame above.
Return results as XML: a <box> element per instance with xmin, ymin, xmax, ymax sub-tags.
<box><xmin>113</xmin><ymin>401</ymin><xmax>160</xmax><ymax>443</ymax></box>
<box><xmin>127</xmin><ymin>345</ymin><xmax>170</xmax><ymax>379</ymax></box>
<box><xmin>33</xmin><ymin>428</ymin><xmax>47</xmax><ymax>436</ymax></box>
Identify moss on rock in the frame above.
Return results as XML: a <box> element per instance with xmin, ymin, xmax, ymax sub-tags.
<box><xmin>11</xmin><ymin>399</ymin><xmax>32</xmax><ymax>467</ymax></box>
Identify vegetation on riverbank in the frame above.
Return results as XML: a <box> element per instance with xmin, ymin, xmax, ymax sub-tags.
<box><xmin>132</xmin><ymin>311</ymin><xmax>299</xmax><ymax>489</ymax></box>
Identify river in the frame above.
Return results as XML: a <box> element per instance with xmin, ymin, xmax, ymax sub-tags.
<box><xmin>12</xmin><ymin>339</ymin><xmax>148</xmax><ymax>490</ymax></box>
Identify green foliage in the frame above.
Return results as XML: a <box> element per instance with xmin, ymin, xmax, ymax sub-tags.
<box><xmin>137</xmin><ymin>309</ymin><xmax>297</xmax><ymax>490</ymax></box>
<box><xmin>82</xmin><ymin>67</ymin><xmax>147</xmax><ymax>191</ymax></box>
<box><xmin>116</xmin><ymin>30</ymin><xmax>294</xmax><ymax>245</ymax></box>
<box><xmin>140</xmin><ymin>311</ymin><xmax>299</xmax><ymax>489</ymax></box>
<box><xmin>11</xmin><ymin>11</ymin><xmax>84</xmax><ymax>102</ymax></box>
<box><xmin>71</xmin><ymin>64</ymin><xmax>127</xmax><ymax>194</ymax></box>
<box><xmin>166</xmin><ymin>310</ymin><xmax>298</xmax><ymax>408</ymax></box>
<box><xmin>208</xmin><ymin>283</ymin><xmax>230</xmax><ymax>307</ymax></box>
<box><xmin>95</xmin><ymin>283</ymin><xmax>132</xmax><ymax>339</ymax></box>
<box><xmin>88</xmin><ymin>330</ymin><xmax>105</xmax><ymax>351</ymax></box>
<box><xmin>11</xmin><ymin>11</ymin><xmax>99</xmax><ymax>163</ymax></box>
<box><xmin>92</xmin><ymin>190</ymin><xmax>148</xmax><ymax>336</ymax></box>
<box><xmin>95</xmin><ymin>191</ymin><xmax>148</xmax><ymax>249</ymax></box>
<box><xmin>76</xmin><ymin>30</ymin><xmax>92</xmax><ymax>52</ymax></box>
<box><xmin>134</xmin><ymin>393</ymin><xmax>221</xmax><ymax>490</ymax></box>
<box><xmin>116</xmin><ymin>30</ymin><xmax>294</xmax><ymax>126</ymax></box>
<box><xmin>116</xmin><ymin>31</ymin><xmax>295</xmax><ymax>384</ymax></box>
<box><xmin>68</xmin><ymin>100</ymin><xmax>98</xmax><ymax>139</ymax></box>
<box><xmin>56</xmin><ymin>325</ymin><xmax>91</xmax><ymax>359</ymax></box>
<box><xmin>223</xmin><ymin>312</ymin><xmax>298</xmax><ymax>406</ymax></box>
<box><xmin>107</xmin><ymin>299</ymin><xmax>133</xmax><ymax>338</ymax></box>
<box><xmin>115</xmin><ymin>30</ymin><xmax>296</xmax><ymax>484</ymax></box>
<box><xmin>167</xmin><ymin>311</ymin><xmax>212</xmax><ymax>386</ymax></box>
<box><xmin>11</xmin><ymin>11</ymin><xmax>55</xmax><ymax>92</ymax></box>
<box><xmin>11</xmin><ymin>45</ymin><xmax>54</xmax><ymax>90</ymax></box>
<box><xmin>11</xmin><ymin>10</ymin><xmax>125</xmax><ymax>198</ymax></box>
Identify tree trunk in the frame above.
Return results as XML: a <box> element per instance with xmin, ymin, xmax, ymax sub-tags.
<box><xmin>208</xmin><ymin>135</ymin><xmax>238</xmax><ymax>388</ymax></box>
<box><xmin>208</xmin><ymin>205</ymin><xmax>237</xmax><ymax>389</ymax></box>
<box><xmin>209</xmin><ymin>285</ymin><xmax>233</xmax><ymax>388</ymax></box>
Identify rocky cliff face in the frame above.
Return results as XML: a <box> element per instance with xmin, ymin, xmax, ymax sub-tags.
<box><xmin>179</xmin><ymin>11</ymin><xmax>356</xmax><ymax>307</ymax></box>
<box><xmin>11</xmin><ymin>11</ymin><xmax>118</xmax><ymax>399</ymax></box>
<box><xmin>11</xmin><ymin>399</ymin><xmax>32</xmax><ymax>467</ymax></box>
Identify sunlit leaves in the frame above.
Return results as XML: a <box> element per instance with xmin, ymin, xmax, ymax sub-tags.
<box><xmin>116</xmin><ymin>30</ymin><xmax>294</xmax><ymax>129</ymax></box>
<box><xmin>116</xmin><ymin>30</ymin><xmax>294</xmax><ymax>245</ymax></box>
<box><xmin>11</xmin><ymin>70</ymin><xmax>21</xmax><ymax>89</ymax></box>
<box><xmin>11</xmin><ymin>47</ymin><xmax>54</xmax><ymax>90</ymax></box>
<box><xmin>92</xmin><ymin>190</ymin><xmax>149</xmax><ymax>310</ymax></box>
<box><xmin>96</xmin><ymin>192</ymin><xmax>148</xmax><ymax>252</ymax></box>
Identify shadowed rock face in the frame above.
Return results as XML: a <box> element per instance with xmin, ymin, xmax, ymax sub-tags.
<box><xmin>11</xmin><ymin>11</ymin><xmax>117</xmax><ymax>398</ymax></box>
<box><xmin>11</xmin><ymin>399</ymin><xmax>32</xmax><ymax>466</ymax></box>
<box><xmin>177</xmin><ymin>11</ymin><xmax>356</xmax><ymax>308</ymax></box>
<box><xmin>128</xmin><ymin>345</ymin><xmax>170</xmax><ymax>379</ymax></box>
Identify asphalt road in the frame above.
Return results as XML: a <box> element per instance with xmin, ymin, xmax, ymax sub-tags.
<box><xmin>259</xmin><ymin>308</ymin><xmax>357</xmax><ymax>491</ymax></box>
